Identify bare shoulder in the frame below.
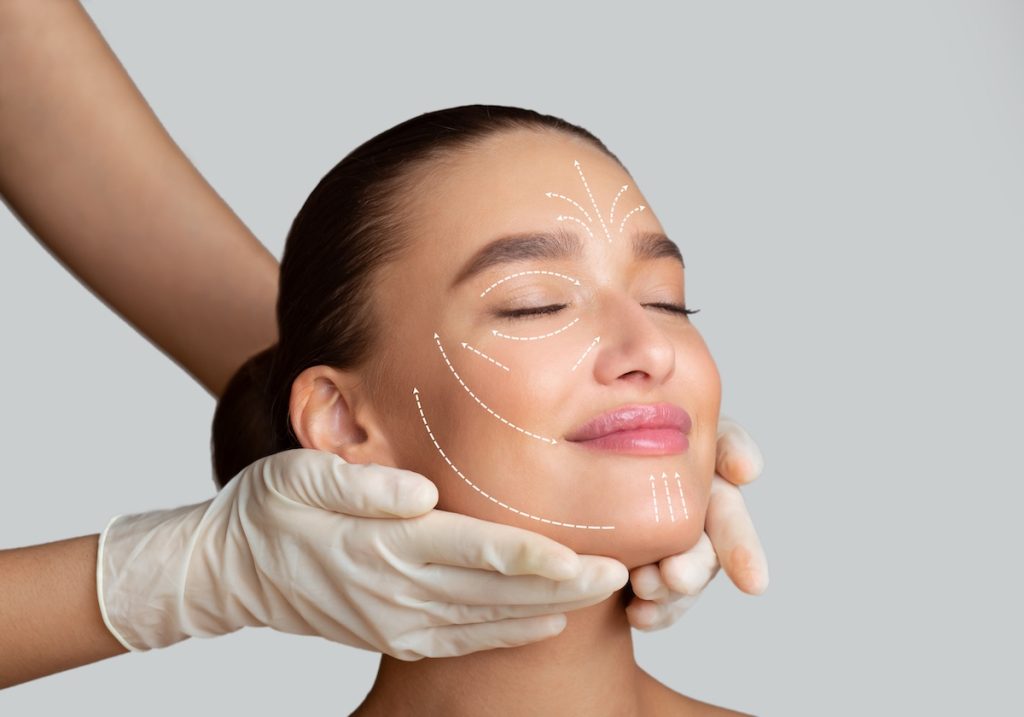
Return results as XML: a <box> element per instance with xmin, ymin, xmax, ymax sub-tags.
<box><xmin>639</xmin><ymin>669</ymin><xmax>754</xmax><ymax>716</ymax></box>
<box><xmin>678</xmin><ymin>694</ymin><xmax>754</xmax><ymax>716</ymax></box>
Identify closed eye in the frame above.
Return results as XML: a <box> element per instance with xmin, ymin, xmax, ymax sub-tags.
<box><xmin>496</xmin><ymin>303</ymin><xmax>698</xmax><ymax>321</ymax></box>
<box><xmin>643</xmin><ymin>303</ymin><xmax>700</xmax><ymax>317</ymax></box>
<box><xmin>495</xmin><ymin>304</ymin><xmax>568</xmax><ymax>321</ymax></box>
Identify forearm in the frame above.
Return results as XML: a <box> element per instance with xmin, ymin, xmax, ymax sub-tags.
<box><xmin>0</xmin><ymin>534</ymin><xmax>127</xmax><ymax>688</ymax></box>
<box><xmin>0</xmin><ymin>0</ymin><xmax>279</xmax><ymax>397</ymax></box>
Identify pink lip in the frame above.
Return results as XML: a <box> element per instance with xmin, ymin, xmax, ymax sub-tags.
<box><xmin>565</xmin><ymin>403</ymin><xmax>692</xmax><ymax>455</ymax></box>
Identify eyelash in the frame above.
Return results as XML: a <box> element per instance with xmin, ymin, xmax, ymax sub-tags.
<box><xmin>496</xmin><ymin>303</ymin><xmax>699</xmax><ymax>321</ymax></box>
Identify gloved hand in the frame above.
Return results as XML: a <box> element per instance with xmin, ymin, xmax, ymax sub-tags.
<box><xmin>97</xmin><ymin>449</ymin><xmax>628</xmax><ymax>660</ymax></box>
<box><xmin>626</xmin><ymin>416</ymin><xmax>769</xmax><ymax>630</ymax></box>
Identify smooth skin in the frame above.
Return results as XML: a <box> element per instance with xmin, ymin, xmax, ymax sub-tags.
<box><xmin>0</xmin><ymin>0</ymin><xmax>767</xmax><ymax>689</ymax></box>
<box><xmin>0</xmin><ymin>0</ymin><xmax>276</xmax><ymax>687</ymax></box>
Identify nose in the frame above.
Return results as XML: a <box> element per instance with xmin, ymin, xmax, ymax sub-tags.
<box><xmin>589</xmin><ymin>292</ymin><xmax>676</xmax><ymax>389</ymax></box>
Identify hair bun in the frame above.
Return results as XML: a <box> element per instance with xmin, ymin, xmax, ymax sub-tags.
<box><xmin>211</xmin><ymin>344</ymin><xmax>281</xmax><ymax>488</ymax></box>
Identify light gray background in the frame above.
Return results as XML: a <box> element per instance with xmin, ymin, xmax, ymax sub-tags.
<box><xmin>2</xmin><ymin>1</ymin><xmax>1021</xmax><ymax>714</ymax></box>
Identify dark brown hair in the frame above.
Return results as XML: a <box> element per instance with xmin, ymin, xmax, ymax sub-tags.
<box><xmin>210</xmin><ymin>104</ymin><xmax>621</xmax><ymax>488</ymax></box>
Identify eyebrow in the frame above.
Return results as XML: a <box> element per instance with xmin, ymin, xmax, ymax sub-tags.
<box><xmin>449</xmin><ymin>226</ymin><xmax>685</xmax><ymax>290</ymax></box>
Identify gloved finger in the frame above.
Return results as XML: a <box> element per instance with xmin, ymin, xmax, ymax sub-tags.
<box><xmin>413</xmin><ymin>555</ymin><xmax>628</xmax><ymax>606</ymax></box>
<box><xmin>629</xmin><ymin>563</ymin><xmax>669</xmax><ymax>602</ymax></box>
<box><xmin>262</xmin><ymin>449</ymin><xmax>439</xmax><ymax>518</ymax></box>
<box><xmin>626</xmin><ymin>593</ymin><xmax>700</xmax><ymax>631</ymax></box>
<box><xmin>625</xmin><ymin>597</ymin><xmax>662</xmax><ymax>630</ymax></box>
<box><xmin>411</xmin><ymin>591</ymin><xmax>619</xmax><ymax>627</ymax></box>
<box><xmin>658</xmin><ymin>531</ymin><xmax>721</xmax><ymax>596</ymax></box>
<box><xmin>632</xmin><ymin>531</ymin><xmax>721</xmax><ymax>601</ymax></box>
<box><xmin>705</xmin><ymin>474</ymin><xmax>769</xmax><ymax>595</ymax></box>
<box><xmin>401</xmin><ymin>510</ymin><xmax>591</xmax><ymax>581</ymax></box>
<box><xmin>715</xmin><ymin>415</ymin><xmax>766</xmax><ymax>486</ymax></box>
<box><xmin>394</xmin><ymin>614</ymin><xmax>568</xmax><ymax>660</ymax></box>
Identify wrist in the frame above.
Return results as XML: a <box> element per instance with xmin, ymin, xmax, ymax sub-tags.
<box><xmin>96</xmin><ymin>501</ymin><xmax>211</xmax><ymax>651</ymax></box>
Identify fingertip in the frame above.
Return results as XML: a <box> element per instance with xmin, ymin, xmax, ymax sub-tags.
<box><xmin>660</xmin><ymin>533</ymin><xmax>718</xmax><ymax>594</ymax></box>
<box><xmin>658</xmin><ymin>557</ymin><xmax>688</xmax><ymax>595</ymax></box>
<box><xmin>576</xmin><ymin>555</ymin><xmax>629</xmax><ymax>594</ymax></box>
<box><xmin>738</xmin><ymin>573</ymin><xmax>768</xmax><ymax>595</ymax></box>
<box><xmin>727</xmin><ymin>545</ymin><xmax>769</xmax><ymax>595</ymax></box>
<box><xmin>630</xmin><ymin>564</ymin><xmax>665</xmax><ymax>600</ymax></box>
<box><xmin>716</xmin><ymin>428</ymin><xmax>764</xmax><ymax>485</ymax></box>
<box><xmin>546</xmin><ymin>613</ymin><xmax>568</xmax><ymax>635</ymax></box>
<box><xmin>540</xmin><ymin>550</ymin><xmax>583</xmax><ymax>581</ymax></box>
<box><xmin>521</xmin><ymin>535</ymin><xmax>583</xmax><ymax>580</ymax></box>
<box><xmin>625</xmin><ymin>598</ymin><xmax>661</xmax><ymax>631</ymax></box>
<box><xmin>606</xmin><ymin>558</ymin><xmax>630</xmax><ymax>589</ymax></box>
<box><xmin>410</xmin><ymin>478</ymin><xmax>441</xmax><ymax>513</ymax></box>
<box><xmin>388</xmin><ymin>471</ymin><xmax>439</xmax><ymax>517</ymax></box>
<box><xmin>518</xmin><ymin>614</ymin><xmax>568</xmax><ymax>645</ymax></box>
<box><xmin>739</xmin><ymin>433</ymin><xmax>765</xmax><ymax>482</ymax></box>
<box><xmin>750</xmin><ymin>448</ymin><xmax>766</xmax><ymax>479</ymax></box>
<box><xmin>673</xmin><ymin>560</ymin><xmax>714</xmax><ymax>595</ymax></box>
<box><xmin>747</xmin><ymin>563</ymin><xmax>770</xmax><ymax>595</ymax></box>
<box><xmin>721</xmin><ymin>451</ymin><xmax>754</xmax><ymax>486</ymax></box>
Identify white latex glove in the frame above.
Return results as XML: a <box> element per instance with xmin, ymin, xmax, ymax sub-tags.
<box><xmin>626</xmin><ymin>416</ymin><xmax>769</xmax><ymax>630</ymax></box>
<box><xmin>97</xmin><ymin>449</ymin><xmax>628</xmax><ymax>660</ymax></box>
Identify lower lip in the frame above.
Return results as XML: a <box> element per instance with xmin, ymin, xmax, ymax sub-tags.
<box><xmin>570</xmin><ymin>429</ymin><xmax>689</xmax><ymax>455</ymax></box>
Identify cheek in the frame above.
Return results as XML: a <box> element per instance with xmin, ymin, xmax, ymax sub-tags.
<box><xmin>386</xmin><ymin>320</ymin><xmax>723</xmax><ymax>569</ymax></box>
<box><xmin>383</xmin><ymin>334</ymin><xmax>528</xmax><ymax>517</ymax></box>
<box><xmin>466</xmin><ymin>322</ymin><xmax>593</xmax><ymax>421</ymax></box>
<box><xmin>394</xmin><ymin>328</ymin><xmax>592</xmax><ymax>528</ymax></box>
<box><xmin>675</xmin><ymin>334</ymin><xmax>722</xmax><ymax>525</ymax></box>
<box><xmin>685</xmin><ymin>336</ymin><xmax>722</xmax><ymax>493</ymax></box>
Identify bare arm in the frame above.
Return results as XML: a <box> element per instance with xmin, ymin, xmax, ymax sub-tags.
<box><xmin>0</xmin><ymin>535</ymin><xmax>127</xmax><ymax>688</ymax></box>
<box><xmin>0</xmin><ymin>0</ymin><xmax>281</xmax><ymax>687</ymax></box>
<box><xmin>0</xmin><ymin>0</ymin><xmax>279</xmax><ymax>397</ymax></box>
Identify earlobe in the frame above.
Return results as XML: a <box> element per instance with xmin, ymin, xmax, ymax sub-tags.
<box><xmin>288</xmin><ymin>365</ymin><xmax>394</xmax><ymax>466</ymax></box>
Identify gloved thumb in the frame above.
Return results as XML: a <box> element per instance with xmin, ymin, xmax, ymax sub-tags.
<box><xmin>258</xmin><ymin>448</ymin><xmax>439</xmax><ymax>518</ymax></box>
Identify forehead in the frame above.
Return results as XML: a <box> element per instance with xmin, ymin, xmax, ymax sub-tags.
<box><xmin>402</xmin><ymin>129</ymin><xmax>643</xmax><ymax>267</ymax></box>
<box><xmin>426</xmin><ymin>130</ymin><xmax>625</xmax><ymax>221</ymax></box>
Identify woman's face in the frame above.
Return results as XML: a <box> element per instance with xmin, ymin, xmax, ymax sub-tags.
<box><xmin>364</xmin><ymin>128</ymin><xmax>721</xmax><ymax>568</ymax></box>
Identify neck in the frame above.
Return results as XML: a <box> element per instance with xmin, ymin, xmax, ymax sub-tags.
<box><xmin>353</xmin><ymin>589</ymin><xmax>656</xmax><ymax>717</ymax></box>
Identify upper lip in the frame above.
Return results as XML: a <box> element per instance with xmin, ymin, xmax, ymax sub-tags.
<box><xmin>564</xmin><ymin>403</ymin><xmax>692</xmax><ymax>442</ymax></box>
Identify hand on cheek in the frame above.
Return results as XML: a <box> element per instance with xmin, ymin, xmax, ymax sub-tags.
<box><xmin>625</xmin><ymin>416</ymin><xmax>768</xmax><ymax>631</ymax></box>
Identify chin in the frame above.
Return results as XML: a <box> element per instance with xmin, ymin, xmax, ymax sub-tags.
<box><xmin>563</xmin><ymin>500</ymin><xmax>709</xmax><ymax>570</ymax></box>
<box><xmin>430</xmin><ymin>470</ymin><xmax>711</xmax><ymax>569</ymax></box>
<box><xmin>545</xmin><ymin>453</ymin><xmax>715</xmax><ymax>569</ymax></box>
<box><xmin>402</xmin><ymin>416</ymin><xmax>717</xmax><ymax>569</ymax></box>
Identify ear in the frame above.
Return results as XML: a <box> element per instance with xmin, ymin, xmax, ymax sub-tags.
<box><xmin>288</xmin><ymin>365</ymin><xmax>396</xmax><ymax>466</ymax></box>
